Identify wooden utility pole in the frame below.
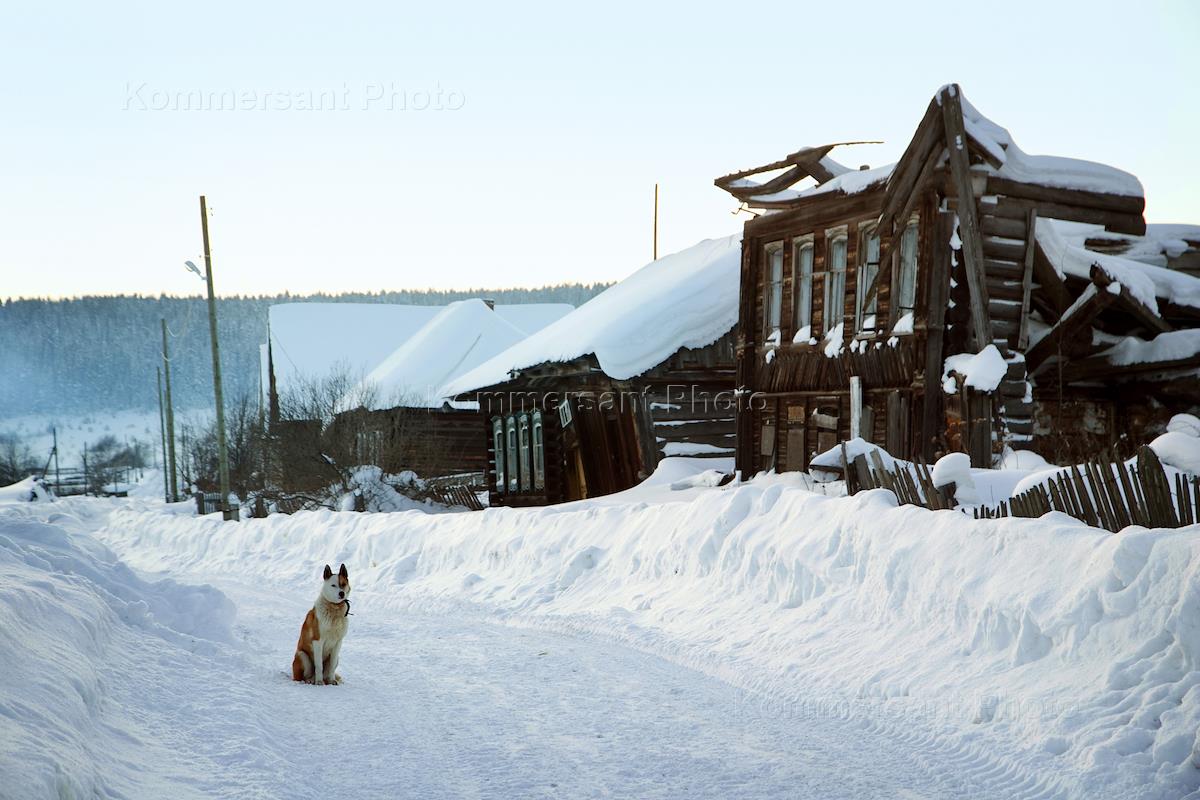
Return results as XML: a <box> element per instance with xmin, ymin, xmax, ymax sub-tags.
<box><xmin>653</xmin><ymin>183</ymin><xmax>659</xmax><ymax>261</ymax></box>
<box><xmin>157</xmin><ymin>367</ymin><xmax>169</xmax><ymax>503</ymax></box>
<box><xmin>52</xmin><ymin>427</ymin><xmax>60</xmax><ymax>491</ymax></box>
<box><xmin>199</xmin><ymin>195</ymin><xmax>234</xmax><ymax>521</ymax></box>
<box><xmin>161</xmin><ymin>318</ymin><xmax>179</xmax><ymax>501</ymax></box>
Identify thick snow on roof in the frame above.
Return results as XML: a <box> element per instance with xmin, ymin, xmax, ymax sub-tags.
<box><xmin>353</xmin><ymin>300</ymin><xmax>573</xmax><ymax>409</ymax></box>
<box><xmin>268</xmin><ymin>304</ymin><xmax>441</xmax><ymax>392</ymax></box>
<box><xmin>1036</xmin><ymin>219</ymin><xmax>1200</xmax><ymax>312</ymax></box>
<box><xmin>1097</xmin><ymin>329</ymin><xmax>1200</xmax><ymax>367</ymax></box>
<box><xmin>955</xmin><ymin>89</ymin><xmax>1143</xmax><ymax>198</ymax></box>
<box><xmin>445</xmin><ymin>235</ymin><xmax>742</xmax><ymax>394</ymax></box>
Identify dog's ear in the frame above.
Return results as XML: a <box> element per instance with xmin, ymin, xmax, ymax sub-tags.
<box><xmin>339</xmin><ymin>563</ymin><xmax>348</xmax><ymax>578</ymax></box>
<box><xmin>323</xmin><ymin>564</ymin><xmax>333</xmax><ymax>580</ymax></box>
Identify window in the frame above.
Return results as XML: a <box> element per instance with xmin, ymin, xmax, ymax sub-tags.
<box><xmin>792</xmin><ymin>239</ymin><xmax>814</xmax><ymax>338</ymax></box>
<box><xmin>895</xmin><ymin>221</ymin><xmax>919</xmax><ymax>319</ymax></box>
<box><xmin>532</xmin><ymin>410</ymin><xmax>545</xmax><ymax>489</ymax></box>
<box><xmin>518</xmin><ymin>414</ymin><xmax>531</xmax><ymax>491</ymax></box>
<box><xmin>764</xmin><ymin>241</ymin><xmax>784</xmax><ymax>339</ymax></box>
<box><xmin>492</xmin><ymin>417</ymin><xmax>505</xmax><ymax>493</ymax></box>
<box><xmin>824</xmin><ymin>235</ymin><xmax>847</xmax><ymax>331</ymax></box>
<box><xmin>505</xmin><ymin>416</ymin><xmax>518</xmax><ymax>492</ymax></box>
<box><xmin>558</xmin><ymin>397</ymin><xmax>572</xmax><ymax>428</ymax></box>
<box><xmin>856</xmin><ymin>229</ymin><xmax>880</xmax><ymax>333</ymax></box>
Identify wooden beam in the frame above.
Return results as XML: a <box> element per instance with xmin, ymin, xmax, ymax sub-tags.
<box><xmin>1089</xmin><ymin>264</ymin><xmax>1173</xmax><ymax>335</ymax></box>
<box><xmin>1059</xmin><ymin>351</ymin><xmax>1200</xmax><ymax>384</ymax></box>
<box><xmin>1025</xmin><ymin>283</ymin><xmax>1117</xmax><ymax>374</ymax></box>
<box><xmin>940</xmin><ymin>85</ymin><xmax>992</xmax><ymax>350</ymax></box>
<box><xmin>1030</xmin><ymin>238</ymin><xmax>1072</xmax><ymax>322</ymax></box>
<box><xmin>983</xmin><ymin>194</ymin><xmax>1146</xmax><ymax>236</ymax></box>
<box><xmin>985</xmin><ymin>175</ymin><xmax>1145</xmax><ymax>216</ymax></box>
<box><xmin>1017</xmin><ymin>209</ymin><xmax>1037</xmax><ymax>351</ymax></box>
<box><xmin>922</xmin><ymin>212</ymin><xmax>954</xmax><ymax>460</ymax></box>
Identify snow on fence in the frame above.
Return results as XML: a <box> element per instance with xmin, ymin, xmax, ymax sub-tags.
<box><xmin>845</xmin><ymin>443</ymin><xmax>1199</xmax><ymax>532</ymax></box>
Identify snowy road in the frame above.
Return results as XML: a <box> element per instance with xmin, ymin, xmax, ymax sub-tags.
<box><xmin>94</xmin><ymin>568</ymin><xmax>1025</xmax><ymax>800</ymax></box>
<box><xmin>8</xmin><ymin>479</ymin><xmax>1196</xmax><ymax>799</ymax></box>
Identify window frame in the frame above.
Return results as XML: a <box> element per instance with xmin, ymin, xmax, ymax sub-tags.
<box><xmin>491</xmin><ymin>416</ymin><xmax>505</xmax><ymax>494</ymax></box>
<box><xmin>517</xmin><ymin>413</ymin><xmax>531</xmax><ymax>492</ymax></box>
<box><xmin>792</xmin><ymin>236</ymin><xmax>815</xmax><ymax>340</ymax></box>
<box><xmin>893</xmin><ymin>218</ymin><xmax>920</xmax><ymax>324</ymax></box>
<box><xmin>823</xmin><ymin>230</ymin><xmax>848</xmax><ymax>333</ymax></box>
<box><xmin>505</xmin><ymin>415</ymin><xmax>519</xmax><ymax>493</ymax></box>
<box><xmin>532</xmin><ymin>410</ymin><xmax>545</xmax><ymax>489</ymax></box>
<box><xmin>855</xmin><ymin>226</ymin><xmax>881</xmax><ymax>334</ymax></box>
<box><xmin>763</xmin><ymin>240</ymin><xmax>785</xmax><ymax>340</ymax></box>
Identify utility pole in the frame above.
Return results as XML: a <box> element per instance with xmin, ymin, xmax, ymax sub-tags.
<box><xmin>161</xmin><ymin>318</ymin><xmax>179</xmax><ymax>501</ymax></box>
<box><xmin>199</xmin><ymin>195</ymin><xmax>234</xmax><ymax>521</ymax></box>
<box><xmin>157</xmin><ymin>367</ymin><xmax>169</xmax><ymax>503</ymax></box>
<box><xmin>653</xmin><ymin>183</ymin><xmax>659</xmax><ymax>261</ymax></box>
<box><xmin>52</xmin><ymin>427</ymin><xmax>60</xmax><ymax>491</ymax></box>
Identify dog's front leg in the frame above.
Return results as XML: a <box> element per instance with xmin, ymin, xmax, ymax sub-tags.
<box><xmin>311</xmin><ymin>639</ymin><xmax>324</xmax><ymax>686</ymax></box>
<box><xmin>325</xmin><ymin>642</ymin><xmax>341</xmax><ymax>685</ymax></box>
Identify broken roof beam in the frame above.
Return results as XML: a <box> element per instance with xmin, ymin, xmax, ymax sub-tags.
<box><xmin>1025</xmin><ymin>280</ymin><xmax>1117</xmax><ymax>375</ymax></box>
<box><xmin>878</xmin><ymin>97</ymin><xmax>945</xmax><ymax>235</ymax></box>
<box><xmin>714</xmin><ymin>141</ymin><xmax>878</xmax><ymax>201</ymax></box>
<box><xmin>1088</xmin><ymin>264</ymin><xmax>1173</xmax><ymax>335</ymax></box>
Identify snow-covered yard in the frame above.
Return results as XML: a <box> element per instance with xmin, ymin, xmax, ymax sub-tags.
<box><xmin>1</xmin><ymin>461</ymin><xmax>1197</xmax><ymax>799</ymax></box>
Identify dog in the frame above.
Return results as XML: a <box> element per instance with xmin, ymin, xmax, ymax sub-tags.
<box><xmin>291</xmin><ymin>563</ymin><xmax>351</xmax><ymax>685</ymax></box>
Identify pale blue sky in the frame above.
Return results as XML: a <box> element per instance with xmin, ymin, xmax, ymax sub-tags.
<box><xmin>1</xmin><ymin>0</ymin><xmax>1196</xmax><ymax>299</ymax></box>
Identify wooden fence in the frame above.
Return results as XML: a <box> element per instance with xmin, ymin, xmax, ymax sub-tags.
<box><xmin>844</xmin><ymin>443</ymin><xmax>1199</xmax><ymax>532</ymax></box>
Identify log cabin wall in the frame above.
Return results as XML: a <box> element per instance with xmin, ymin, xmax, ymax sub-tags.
<box><xmin>479</xmin><ymin>333</ymin><xmax>737</xmax><ymax>507</ymax></box>
<box><xmin>734</xmin><ymin>186</ymin><xmax>943</xmax><ymax>475</ymax></box>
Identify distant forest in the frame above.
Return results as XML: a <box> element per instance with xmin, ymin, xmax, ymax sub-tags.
<box><xmin>0</xmin><ymin>285</ymin><xmax>610</xmax><ymax>417</ymax></box>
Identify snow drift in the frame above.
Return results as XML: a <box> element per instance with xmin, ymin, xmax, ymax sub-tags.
<box><xmin>98</xmin><ymin>464</ymin><xmax>1200</xmax><ymax>799</ymax></box>
<box><xmin>0</xmin><ymin>502</ymin><xmax>236</xmax><ymax>798</ymax></box>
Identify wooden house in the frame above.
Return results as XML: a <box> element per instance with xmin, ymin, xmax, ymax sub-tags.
<box><xmin>719</xmin><ymin>84</ymin><xmax>1200</xmax><ymax>476</ymax></box>
<box><xmin>444</xmin><ymin>237</ymin><xmax>741</xmax><ymax>506</ymax></box>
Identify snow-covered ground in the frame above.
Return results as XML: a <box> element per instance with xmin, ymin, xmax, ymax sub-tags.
<box><xmin>1</xmin><ymin>460</ymin><xmax>1198</xmax><ymax>799</ymax></box>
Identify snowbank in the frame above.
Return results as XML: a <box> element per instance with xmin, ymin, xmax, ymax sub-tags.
<box><xmin>943</xmin><ymin>344</ymin><xmax>1008</xmax><ymax>393</ymax></box>
<box><xmin>444</xmin><ymin>235</ymin><xmax>741</xmax><ymax>393</ymax></box>
<box><xmin>98</xmin><ymin>465</ymin><xmax>1200</xmax><ymax>798</ymax></box>
<box><xmin>0</xmin><ymin>476</ymin><xmax>53</xmax><ymax>503</ymax></box>
<box><xmin>0</xmin><ymin>502</ymin><xmax>235</xmax><ymax>797</ymax></box>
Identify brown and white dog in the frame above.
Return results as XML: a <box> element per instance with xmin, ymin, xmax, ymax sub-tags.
<box><xmin>291</xmin><ymin>563</ymin><xmax>351</xmax><ymax>685</ymax></box>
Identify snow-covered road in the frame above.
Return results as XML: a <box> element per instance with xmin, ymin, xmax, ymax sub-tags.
<box><xmin>5</xmin><ymin>464</ymin><xmax>1198</xmax><ymax>798</ymax></box>
<box><xmin>91</xmin><ymin>568</ymin><xmax>1029</xmax><ymax>800</ymax></box>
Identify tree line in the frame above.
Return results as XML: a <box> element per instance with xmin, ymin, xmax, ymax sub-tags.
<box><xmin>0</xmin><ymin>285</ymin><xmax>608</xmax><ymax>417</ymax></box>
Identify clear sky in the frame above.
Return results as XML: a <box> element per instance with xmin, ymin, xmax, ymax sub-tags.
<box><xmin>1</xmin><ymin>0</ymin><xmax>1196</xmax><ymax>300</ymax></box>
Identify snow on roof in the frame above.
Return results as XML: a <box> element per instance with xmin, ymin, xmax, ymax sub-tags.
<box><xmin>350</xmin><ymin>300</ymin><xmax>573</xmax><ymax>409</ymax></box>
<box><xmin>268</xmin><ymin>303</ymin><xmax>442</xmax><ymax>393</ymax></box>
<box><xmin>444</xmin><ymin>235</ymin><xmax>742</xmax><ymax>395</ymax></box>
<box><xmin>746</xmin><ymin>162</ymin><xmax>894</xmax><ymax>205</ymax></box>
<box><xmin>1036</xmin><ymin>220</ymin><xmax>1200</xmax><ymax>312</ymax></box>
<box><xmin>956</xmin><ymin>91</ymin><xmax>1143</xmax><ymax>198</ymax></box>
<box><xmin>1096</xmin><ymin>329</ymin><xmax>1200</xmax><ymax>367</ymax></box>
